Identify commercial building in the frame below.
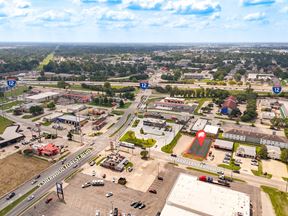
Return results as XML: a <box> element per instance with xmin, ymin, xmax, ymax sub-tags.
<box><xmin>32</xmin><ymin>143</ymin><xmax>59</xmax><ymax>156</ymax></box>
<box><xmin>153</xmin><ymin>97</ymin><xmax>197</xmax><ymax>114</ymax></box>
<box><xmin>161</xmin><ymin>173</ymin><xmax>250</xmax><ymax>216</ymax></box>
<box><xmin>191</xmin><ymin>119</ymin><xmax>208</xmax><ymax>132</ymax></box>
<box><xmin>0</xmin><ymin>125</ymin><xmax>25</xmax><ymax>148</ymax></box>
<box><xmin>26</xmin><ymin>92</ymin><xmax>59</xmax><ymax>103</ymax></box>
<box><xmin>267</xmin><ymin>145</ymin><xmax>281</xmax><ymax>160</ymax></box>
<box><xmin>92</xmin><ymin>115</ymin><xmax>107</xmax><ymax>130</ymax></box>
<box><xmin>261</xmin><ymin>112</ymin><xmax>276</xmax><ymax>120</ymax></box>
<box><xmin>163</xmin><ymin>97</ymin><xmax>185</xmax><ymax>104</ymax></box>
<box><xmin>143</xmin><ymin>118</ymin><xmax>166</xmax><ymax>128</ymax></box>
<box><xmin>214</xmin><ymin>139</ymin><xmax>234</xmax><ymax>151</ymax></box>
<box><xmin>62</xmin><ymin>93</ymin><xmax>92</xmax><ymax>103</ymax></box>
<box><xmin>204</xmin><ymin>125</ymin><xmax>219</xmax><ymax>136</ymax></box>
<box><xmin>182</xmin><ymin>71</ymin><xmax>213</xmax><ymax>80</ymax></box>
<box><xmin>100</xmin><ymin>153</ymin><xmax>128</xmax><ymax>172</ymax></box>
<box><xmin>236</xmin><ymin>145</ymin><xmax>256</xmax><ymax>158</ymax></box>
<box><xmin>54</xmin><ymin>114</ymin><xmax>88</xmax><ymax>126</ymax></box>
<box><xmin>280</xmin><ymin>101</ymin><xmax>288</xmax><ymax>118</ymax></box>
<box><xmin>223</xmin><ymin>129</ymin><xmax>288</xmax><ymax>149</ymax></box>
<box><xmin>221</xmin><ymin>96</ymin><xmax>237</xmax><ymax>115</ymax></box>
<box><xmin>247</xmin><ymin>73</ymin><xmax>274</xmax><ymax>81</ymax></box>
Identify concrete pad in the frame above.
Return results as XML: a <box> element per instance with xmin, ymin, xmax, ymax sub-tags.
<box><xmin>262</xmin><ymin>160</ymin><xmax>288</xmax><ymax>181</ymax></box>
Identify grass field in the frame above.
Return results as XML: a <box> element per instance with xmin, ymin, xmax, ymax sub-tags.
<box><xmin>261</xmin><ymin>186</ymin><xmax>288</xmax><ymax>216</ymax></box>
<box><xmin>194</xmin><ymin>98</ymin><xmax>212</xmax><ymax>114</ymax></box>
<box><xmin>251</xmin><ymin>161</ymin><xmax>272</xmax><ymax>179</ymax></box>
<box><xmin>0</xmin><ymin>153</ymin><xmax>50</xmax><ymax>197</ymax></box>
<box><xmin>0</xmin><ymin>86</ymin><xmax>28</xmax><ymax>103</ymax></box>
<box><xmin>161</xmin><ymin>133</ymin><xmax>182</xmax><ymax>154</ymax></box>
<box><xmin>120</xmin><ymin>130</ymin><xmax>156</xmax><ymax>148</ymax></box>
<box><xmin>37</xmin><ymin>53</ymin><xmax>54</xmax><ymax>71</ymax></box>
<box><xmin>0</xmin><ymin>101</ymin><xmax>22</xmax><ymax>110</ymax></box>
<box><xmin>0</xmin><ymin>116</ymin><xmax>13</xmax><ymax>134</ymax></box>
<box><xmin>184</xmin><ymin>137</ymin><xmax>212</xmax><ymax>160</ymax></box>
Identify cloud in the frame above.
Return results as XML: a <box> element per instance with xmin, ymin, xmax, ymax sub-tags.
<box><xmin>80</xmin><ymin>0</ymin><xmax>122</xmax><ymax>4</ymax></box>
<box><xmin>164</xmin><ymin>0</ymin><xmax>221</xmax><ymax>15</ymax></box>
<box><xmin>38</xmin><ymin>10</ymin><xmax>72</xmax><ymax>22</ymax></box>
<box><xmin>123</xmin><ymin>0</ymin><xmax>164</xmax><ymax>10</ymax></box>
<box><xmin>14</xmin><ymin>0</ymin><xmax>31</xmax><ymax>9</ymax></box>
<box><xmin>243</xmin><ymin>12</ymin><xmax>266</xmax><ymax>21</ymax></box>
<box><xmin>241</xmin><ymin>0</ymin><xmax>276</xmax><ymax>6</ymax></box>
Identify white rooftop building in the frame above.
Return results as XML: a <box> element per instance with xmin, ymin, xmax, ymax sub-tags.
<box><xmin>204</xmin><ymin>125</ymin><xmax>219</xmax><ymax>135</ymax></box>
<box><xmin>162</xmin><ymin>173</ymin><xmax>250</xmax><ymax>216</ymax></box>
<box><xmin>26</xmin><ymin>92</ymin><xmax>59</xmax><ymax>103</ymax></box>
<box><xmin>236</xmin><ymin>145</ymin><xmax>256</xmax><ymax>158</ymax></box>
<box><xmin>191</xmin><ymin>119</ymin><xmax>208</xmax><ymax>132</ymax></box>
<box><xmin>214</xmin><ymin>139</ymin><xmax>234</xmax><ymax>151</ymax></box>
<box><xmin>267</xmin><ymin>145</ymin><xmax>281</xmax><ymax>160</ymax></box>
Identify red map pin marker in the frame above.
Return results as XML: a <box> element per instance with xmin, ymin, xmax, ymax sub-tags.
<box><xmin>196</xmin><ymin>130</ymin><xmax>206</xmax><ymax>146</ymax></box>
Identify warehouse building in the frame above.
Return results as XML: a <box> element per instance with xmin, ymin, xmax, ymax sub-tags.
<box><xmin>236</xmin><ymin>145</ymin><xmax>256</xmax><ymax>158</ymax></box>
<box><xmin>143</xmin><ymin>118</ymin><xmax>166</xmax><ymax>128</ymax></box>
<box><xmin>161</xmin><ymin>173</ymin><xmax>250</xmax><ymax>216</ymax></box>
<box><xmin>26</xmin><ymin>92</ymin><xmax>59</xmax><ymax>103</ymax></box>
<box><xmin>54</xmin><ymin>114</ymin><xmax>88</xmax><ymax>126</ymax></box>
<box><xmin>0</xmin><ymin>125</ymin><xmax>25</xmax><ymax>148</ymax></box>
<box><xmin>191</xmin><ymin>119</ymin><xmax>208</xmax><ymax>132</ymax></box>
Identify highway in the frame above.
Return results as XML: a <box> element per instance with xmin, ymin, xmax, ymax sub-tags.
<box><xmin>0</xmin><ymin>89</ymin><xmax>151</xmax><ymax>216</ymax></box>
<box><xmin>21</xmin><ymin>80</ymin><xmax>286</xmax><ymax>93</ymax></box>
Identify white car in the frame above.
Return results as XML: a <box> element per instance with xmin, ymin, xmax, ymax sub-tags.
<box><xmin>106</xmin><ymin>192</ymin><xmax>113</xmax><ymax>198</ymax></box>
<box><xmin>27</xmin><ymin>195</ymin><xmax>35</xmax><ymax>202</ymax></box>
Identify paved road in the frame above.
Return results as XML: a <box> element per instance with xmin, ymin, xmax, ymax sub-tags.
<box><xmin>0</xmin><ymin>90</ymin><xmax>151</xmax><ymax>215</ymax></box>
<box><xmin>22</xmin><ymin>80</ymin><xmax>283</xmax><ymax>93</ymax></box>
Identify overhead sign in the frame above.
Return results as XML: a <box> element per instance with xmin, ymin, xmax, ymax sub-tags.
<box><xmin>139</xmin><ymin>81</ymin><xmax>149</xmax><ymax>90</ymax></box>
<box><xmin>6</xmin><ymin>79</ymin><xmax>17</xmax><ymax>88</ymax></box>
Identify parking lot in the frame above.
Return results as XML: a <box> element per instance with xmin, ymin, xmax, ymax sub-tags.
<box><xmin>23</xmin><ymin>163</ymin><xmax>262</xmax><ymax>216</ymax></box>
<box><xmin>23</xmin><ymin>164</ymin><xmax>181</xmax><ymax>216</ymax></box>
<box><xmin>82</xmin><ymin>149</ymin><xmax>164</xmax><ymax>192</ymax></box>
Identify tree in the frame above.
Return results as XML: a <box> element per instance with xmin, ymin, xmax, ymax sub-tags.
<box><xmin>47</xmin><ymin>101</ymin><xmax>56</xmax><ymax>110</ymax></box>
<box><xmin>280</xmin><ymin>149</ymin><xmax>288</xmax><ymax>163</ymax></box>
<box><xmin>67</xmin><ymin>131</ymin><xmax>73</xmax><ymax>141</ymax></box>
<box><xmin>29</xmin><ymin>105</ymin><xmax>44</xmax><ymax>116</ymax></box>
<box><xmin>57</xmin><ymin>81</ymin><xmax>69</xmax><ymax>89</ymax></box>
<box><xmin>119</xmin><ymin>100</ymin><xmax>125</xmax><ymax>108</ymax></box>
<box><xmin>140</xmin><ymin>150</ymin><xmax>149</xmax><ymax>159</ymax></box>
<box><xmin>104</xmin><ymin>81</ymin><xmax>111</xmax><ymax>89</ymax></box>
<box><xmin>258</xmin><ymin>145</ymin><xmax>268</xmax><ymax>159</ymax></box>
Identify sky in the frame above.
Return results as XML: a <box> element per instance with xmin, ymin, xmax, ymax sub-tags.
<box><xmin>0</xmin><ymin>0</ymin><xmax>287</xmax><ymax>43</ymax></box>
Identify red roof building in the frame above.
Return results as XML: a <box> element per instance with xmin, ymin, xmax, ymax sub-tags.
<box><xmin>38</xmin><ymin>143</ymin><xmax>59</xmax><ymax>156</ymax></box>
<box><xmin>221</xmin><ymin>96</ymin><xmax>237</xmax><ymax>115</ymax></box>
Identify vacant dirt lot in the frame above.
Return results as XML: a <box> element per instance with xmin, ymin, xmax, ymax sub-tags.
<box><xmin>173</xmin><ymin>134</ymin><xmax>193</xmax><ymax>155</ymax></box>
<box><xmin>262</xmin><ymin>160</ymin><xmax>288</xmax><ymax>181</ymax></box>
<box><xmin>0</xmin><ymin>152</ymin><xmax>50</xmax><ymax>197</ymax></box>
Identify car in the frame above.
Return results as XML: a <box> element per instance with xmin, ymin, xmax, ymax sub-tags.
<box><xmin>217</xmin><ymin>171</ymin><xmax>224</xmax><ymax>175</ymax></box>
<box><xmin>35</xmin><ymin>174</ymin><xmax>41</xmax><ymax>179</ymax></box>
<box><xmin>235</xmin><ymin>159</ymin><xmax>241</xmax><ymax>163</ymax></box>
<box><xmin>92</xmin><ymin>170</ymin><xmax>96</xmax><ymax>176</ymax></box>
<box><xmin>31</xmin><ymin>180</ymin><xmax>37</xmax><ymax>185</ymax></box>
<box><xmin>6</xmin><ymin>192</ymin><xmax>15</xmax><ymax>200</ymax></box>
<box><xmin>45</xmin><ymin>197</ymin><xmax>53</xmax><ymax>204</ymax></box>
<box><xmin>82</xmin><ymin>182</ymin><xmax>91</xmax><ymax>188</ymax></box>
<box><xmin>170</xmin><ymin>154</ymin><xmax>177</xmax><ymax>157</ymax></box>
<box><xmin>157</xmin><ymin>176</ymin><xmax>164</xmax><ymax>181</ymax></box>
<box><xmin>130</xmin><ymin>201</ymin><xmax>138</xmax><ymax>207</ymax></box>
<box><xmin>149</xmin><ymin>189</ymin><xmax>157</xmax><ymax>194</ymax></box>
<box><xmin>138</xmin><ymin>203</ymin><xmax>146</xmax><ymax>209</ymax></box>
<box><xmin>27</xmin><ymin>195</ymin><xmax>35</xmax><ymax>202</ymax></box>
<box><xmin>134</xmin><ymin>202</ymin><xmax>142</xmax><ymax>208</ymax></box>
<box><xmin>61</xmin><ymin>159</ymin><xmax>67</xmax><ymax>165</ymax></box>
<box><xmin>219</xmin><ymin>175</ymin><xmax>225</xmax><ymax>180</ymax></box>
<box><xmin>106</xmin><ymin>192</ymin><xmax>113</xmax><ymax>198</ymax></box>
<box><xmin>102</xmin><ymin>174</ymin><xmax>106</xmax><ymax>178</ymax></box>
<box><xmin>156</xmin><ymin>212</ymin><xmax>161</xmax><ymax>216</ymax></box>
<box><xmin>223</xmin><ymin>160</ymin><xmax>230</xmax><ymax>164</ymax></box>
<box><xmin>112</xmin><ymin>177</ymin><xmax>116</xmax><ymax>183</ymax></box>
<box><xmin>95</xmin><ymin>210</ymin><xmax>100</xmax><ymax>216</ymax></box>
<box><xmin>128</xmin><ymin>167</ymin><xmax>133</xmax><ymax>172</ymax></box>
<box><xmin>233</xmin><ymin>170</ymin><xmax>240</xmax><ymax>174</ymax></box>
<box><xmin>73</xmin><ymin>164</ymin><xmax>78</xmax><ymax>168</ymax></box>
<box><xmin>251</xmin><ymin>159</ymin><xmax>257</xmax><ymax>163</ymax></box>
<box><xmin>113</xmin><ymin>208</ymin><xmax>118</xmax><ymax>216</ymax></box>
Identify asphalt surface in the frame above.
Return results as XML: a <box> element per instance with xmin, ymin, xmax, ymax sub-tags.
<box><xmin>0</xmin><ymin>89</ymin><xmax>151</xmax><ymax>215</ymax></box>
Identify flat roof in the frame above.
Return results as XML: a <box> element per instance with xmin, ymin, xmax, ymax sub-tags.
<box><xmin>143</xmin><ymin>118</ymin><xmax>166</xmax><ymax>124</ymax></box>
<box><xmin>57</xmin><ymin>114</ymin><xmax>88</xmax><ymax>122</ymax></box>
<box><xmin>214</xmin><ymin>139</ymin><xmax>234</xmax><ymax>149</ymax></box>
<box><xmin>204</xmin><ymin>125</ymin><xmax>219</xmax><ymax>135</ymax></box>
<box><xmin>26</xmin><ymin>92</ymin><xmax>59</xmax><ymax>100</ymax></box>
<box><xmin>161</xmin><ymin>204</ymin><xmax>201</xmax><ymax>216</ymax></box>
<box><xmin>0</xmin><ymin>125</ymin><xmax>24</xmax><ymax>145</ymax></box>
<box><xmin>164</xmin><ymin>173</ymin><xmax>250</xmax><ymax>216</ymax></box>
<box><xmin>191</xmin><ymin>119</ymin><xmax>208</xmax><ymax>131</ymax></box>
